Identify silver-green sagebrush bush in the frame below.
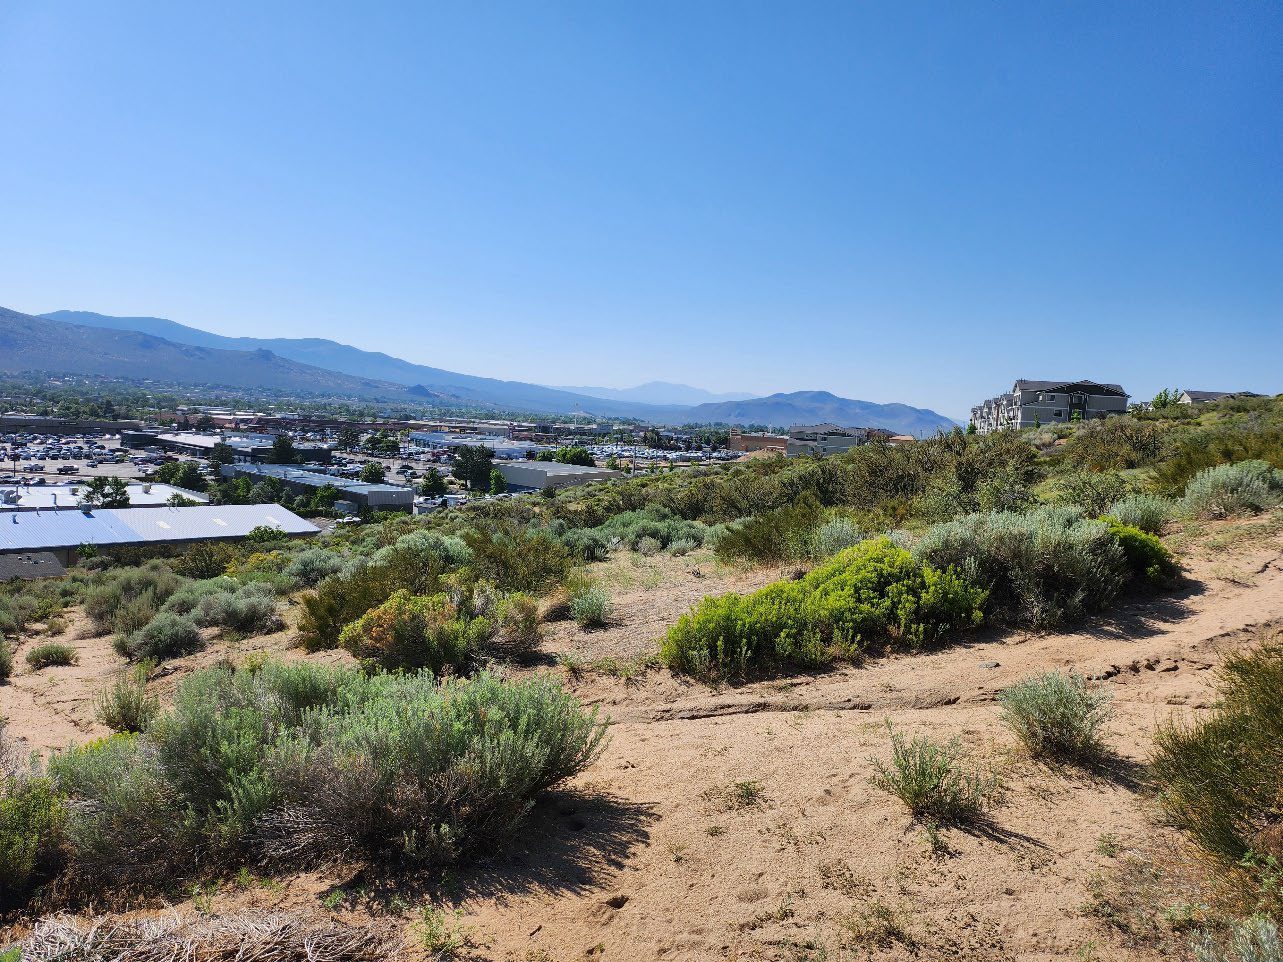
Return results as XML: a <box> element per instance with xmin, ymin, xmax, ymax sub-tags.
<box><xmin>999</xmin><ymin>670</ymin><xmax>1112</xmax><ymax>760</ymax></box>
<box><xmin>911</xmin><ymin>506</ymin><xmax>1130</xmax><ymax>628</ymax></box>
<box><xmin>47</xmin><ymin>662</ymin><xmax>607</xmax><ymax>886</ymax></box>
<box><xmin>1180</xmin><ymin>460</ymin><xmax>1283</xmax><ymax>520</ymax></box>
<box><xmin>1107</xmin><ymin>494</ymin><xmax>1172</xmax><ymax>535</ymax></box>
<box><xmin>1191</xmin><ymin>916</ymin><xmax>1280</xmax><ymax>962</ymax></box>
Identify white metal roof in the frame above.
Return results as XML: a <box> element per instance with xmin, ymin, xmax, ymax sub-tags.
<box><xmin>0</xmin><ymin>504</ymin><xmax>317</xmax><ymax>553</ymax></box>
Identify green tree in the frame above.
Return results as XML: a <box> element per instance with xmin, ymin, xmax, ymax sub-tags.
<box><xmin>268</xmin><ymin>435</ymin><xmax>298</xmax><ymax>464</ymax></box>
<box><xmin>360</xmin><ymin>462</ymin><xmax>386</xmax><ymax>484</ymax></box>
<box><xmin>154</xmin><ymin>460</ymin><xmax>208</xmax><ymax>492</ymax></box>
<box><xmin>966</xmin><ymin>422</ymin><xmax>977</xmax><ymax>435</ymax></box>
<box><xmin>451</xmin><ymin>445</ymin><xmax>495</xmax><ymax>490</ymax></box>
<box><xmin>208</xmin><ymin>442</ymin><xmax>237</xmax><ymax>465</ymax></box>
<box><xmin>309</xmin><ymin>483</ymin><xmax>341</xmax><ymax>512</ymax></box>
<box><xmin>419</xmin><ymin>467</ymin><xmax>447</xmax><ymax>497</ymax></box>
<box><xmin>81</xmin><ymin>476</ymin><xmax>130</xmax><ymax>508</ymax></box>
<box><xmin>335</xmin><ymin>427</ymin><xmax>361</xmax><ymax>450</ymax></box>
<box><xmin>489</xmin><ymin>467</ymin><xmax>507</xmax><ymax>495</ymax></box>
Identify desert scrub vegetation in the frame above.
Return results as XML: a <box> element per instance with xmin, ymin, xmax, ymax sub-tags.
<box><xmin>0</xmin><ymin>722</ymin><xmax>64</xmax><ymax>907</ymax></box>
<box><xmin>94</xmin><ymin>664</ymin><xmax>159</xmax><ymax>734</ymax></box>
<box><xmin>337</xmin><ymin>588</ymin><xmax>492</xmax><ymax>673</ymax></box>
<box><xmin>1103</xmin><ymin>517</ymin><xmax>1180</xmax><ymax>585</ymax></box>
<box><xmin>0</xmin><ymin>639</ymin><xmax>12</xmax><ymax>682</ymax></box>
<box><xmin>114</xmin><ymin>611</ymin><xmax>204</xmax><ymax>661</ymax></box>
<box><xmin>911</xmin><ymin>506</ymin><xmax>1135</xmax><ymax>628</ymax></box>
<box><xmin>1109</xmin><ymin>493</ymin><xmax>1173</xmax><ymax>534</ymax></box>
<box><xmin>662</xmin><ymin>538</ymin><xmax>985</xmax><ymax>679</ymax></box>
<box><xmin>569</xmin><ymin>583</ymin><xmax>612</xmax><ymax>629</ymax></box>
<box><xmin>870</xmin><ymin>724</ymin><xmax>998</xmax><ymax>825</ymax></box>
<box><xmin>1051</xmin><ymin>470</ymin><xmax>1135</xmax><ymax>517</ymax></box>
<box><xmin>1191</xmin><ymin>915</ymin><xmax>1281</xmax><ymax>962</ymax></box>
<box><xmin>42</xmin><ymin>662</ymin><xmax>606</xmax><ymax>890</ymax></box>
<box><xmin>1152</xmin><ymin>638</ymin><xmax>1283</xmax><ymax>916</ymax></box>
<box><xmin>24</xmin><ymin>643</ymin><xmax>78</xmax><ymax>670</ymax></box>
<box><xmin>1180</xmin><ymin>460</ymin><xmax>1283</xmax><ymax>520</ymax></box>
<box><xmin>999</xmin><ymin>670</ymin><xmax>1112</xmax><ymax>760</ymax></box>
<box><xmin>83</xmin><ymin>561</ymin><xmax>184</xmax><ymax>636</ymax></box>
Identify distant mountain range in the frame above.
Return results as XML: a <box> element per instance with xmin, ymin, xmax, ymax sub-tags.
<box><xmin>551</xmin><ymin>381</ymin><xmax>756</xmax><ymax>406</ymax></box>
<box><xmin>7</xmin><ymin>308</ymin><xmax>958</xmax><ymax>434</ymax></box>
<box><xmin>681</xmin><ymin>391</ymin><xmax>956</xmax><ymax>436</ymax></box>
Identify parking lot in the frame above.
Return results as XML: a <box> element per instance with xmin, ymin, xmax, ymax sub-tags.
<box><xmin>0</xmin><ymin>434</ymin><xmax>202</xmax><ymax>486</ymax></box>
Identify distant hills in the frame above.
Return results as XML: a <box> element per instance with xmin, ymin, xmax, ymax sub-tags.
<box><xmin>683</xmin><ymin>391</ymin><xmax>957</xmax><ymax>437</ymax></box>
<box><xmin>12</xmin><ymin>308</ymin><xmax>958</xmax><ymax>434</ymax></box>
<box><xmin>0</xmin><ymin>306</ymin><xmax>432</xmax><ymax>400</ymax></box>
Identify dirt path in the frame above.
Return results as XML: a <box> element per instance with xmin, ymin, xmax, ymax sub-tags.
<box><xmin>5</xmin><ymin>521</ymin><xmax>1282</xmax><ymax>960</ymax></box>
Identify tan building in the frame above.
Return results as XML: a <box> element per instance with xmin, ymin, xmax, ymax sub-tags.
<box><xmin>727</xmin><ymin>430</ymin><xmax>788</xmax><ymax>455</ymax></box>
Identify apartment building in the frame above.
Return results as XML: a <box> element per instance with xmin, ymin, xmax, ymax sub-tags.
<box><xmin>970</xmin><ymin>380</ymin><xmax>1129</xmax><ymax>434</ymax></box>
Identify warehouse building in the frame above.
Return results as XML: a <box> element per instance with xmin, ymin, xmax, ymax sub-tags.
<box><xmin>0</xmin><ymin>482</ymin><xmax>209</xmax><ymax>512</ymax></box>
<box><xmin>0</xmin><ymin>504</ymin><xmax>317</xmax><ymax>564</ymax></box>
<box><xmin>221</xmin><ymin>463</ymin><xmax>413</xmax><ymax>513</ymax></box>
<box><xmin>407</xmin><ymin>431</ymin><xmax>549</xmax><ymax>460</ymax></box>
<box><xmin>493</xmin><ymin>460</ymin><xmax>623</xmax><ymax>491</ymax></box>
<box><xmin>121</xmin><ymin>430</ymin><xmax>332</xmax><ymax>464</ymax></box>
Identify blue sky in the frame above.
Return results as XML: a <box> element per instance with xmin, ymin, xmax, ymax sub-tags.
<box><xmin>0</xmin><ymin>1</ymin><xmax>1279</xmax><ymax>419</ymax></box>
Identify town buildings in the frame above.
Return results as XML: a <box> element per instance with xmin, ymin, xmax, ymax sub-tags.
<box><xmin>220</xmin><ymin>463</ymin><xmax>413</xmax><ymax>513</ymax></box>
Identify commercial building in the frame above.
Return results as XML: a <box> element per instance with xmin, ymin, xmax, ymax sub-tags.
<box><xmin>0</xmin><ymin>482</ymin><xmax>209</xmax><ymax>512</ymax></box>
<box><xmin>727</xmin><ymin>430</ymin><xmax>788</xmax><ymax>455</ymax></box>
<box><xmin>970</xmin><ymin>380</ymin><xmax>1130</xmax><ymax>434</ymax></box>
<box><xmin>493</xmin><ymin>460</ymin><xmax>623</xmax><ymax>491</ymax></box>
<box><xmin>407</xmin><ymin>431</ymin><xmax>549</xmax><ymax>460</ymax></box>
<box><xmin>0</xmin><ymin>415</ymin><xmax>144</xmax><ymax>435</ymax></box>
<box><xmin>785</xmin><ymin>424</ymin><xmax>878</xmax><ymax>457</ymax></box>
<box><xmin>221</xmin><ymin>463</ymin><xmax>413</xmax><ymax>513</ymax></box>
<box><xmin>0</xmin><ymin>504</ymin><xmax>317</xmax><ymax>564</ymax></box>
<box><xmin>121</xmin><ymin>430</ymin><xmax>332</xmax><ymax>464</ymax></box>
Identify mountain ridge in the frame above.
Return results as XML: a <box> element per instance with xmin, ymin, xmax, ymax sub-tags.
<box><xmin>26</xmin><ymin>309</ymin><xmax>957</xmax><ymax>433</ymax></box>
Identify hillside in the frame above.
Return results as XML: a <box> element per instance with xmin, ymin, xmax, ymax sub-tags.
<box><xmin>42</xmin><ymin>310</ymin><xmax>689</xmax><ymax>420</ymax></box>
<box><xmin>685</xmin><ymin>390</ymin><xmax>960</xmax><ymax>436</ymax></box>
<box><xmin>0</xmin><ymin>307</ymin><xmax>431</xmax><ymax>401</ymax></box>
<box><xmin>41</xmin><ymin>311</ymin><xmax>959</xmax><ymax>432</ymax></box>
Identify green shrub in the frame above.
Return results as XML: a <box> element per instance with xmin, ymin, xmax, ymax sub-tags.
<box><xmin>193</xmin><ymin>583</ymin><xmax>282</xmax><ymax>635</ymax></box>
<box><xmin>120</xmin><ymin>613</ymin><xmax>204</xmax><ymax>662</ymax></box>
<box><xmin>0</xmin><ymin>774</ymin><xmax>63</xmax><ymax>905</ymax></box>
<box><xmin>83</xmin><ymin>563</ymin><xmax>185</xmax><ymax>635</ymax></box>
<box><xmin>1153</xmin><ymin>425</ymin><xmax>1283</xmax><ymax>494</ymax></box>
<box><xmin>283</xmin><ymin>548</ymin><xmax>348</xmax><ymax>587</ymax></box>
<box><xmin>161</xmin><ymin>577</ymin><xmax>239</xmax><ymax>616</ymax></box>
<box><xmin>95</xmin><ymin>665</ymin><xmax>160</xmax><ymax>734</ymax></box>
<box><xmin>569</xmin><ymin>585</ymin><xmax>611</xmax><ymax>629</ymax></box>
<box><xmin>999</xmin><ymin>670</ymin><xmax>1112</xmax><ymax>760</ymax></box>
<box><xmin>171</xmin><ymin>541</ymin><xmax>239</xmax><ymax>579</ymax></box>
<box><xmin>0</xmin><ymin>639</ymin><xmax>12</xmax><ymax>682</ymax></box>
<box><xmin>1152</xmin><ymin>638</ymin><xmax>1283</xmax><ymax>914</ymax></box>
<box><xmin>1108</xmin><ymin>494</ymin><xmax>1172</xmax><ymax>534</ymax></box>
<box><xmin>338</xmin><ymin>589</ymin><xmax>487</xmax><ymax>673</ymax></box>
<box><xmin>911</xmin><ymin>506</ymin><xmax>1130</xmax><ymax>628</ymax></box>
<box><xmin>714</xmin><ymin>496</ymin><xmax>824</xmax><ymax>564</ymax></box>
<box><xmin>49</xmin><ymin>663</ymin><xmax>607</xmax><ymax>882</ymax></box>
<box><xmin>811</xmin><ymin>516</ymin><xmax>865</xmax><ymax>558</ymax></box>
<box><xmin>870</xmin><ymin>725</ymin><xmax>998</xmax><ymax>825</ymax></box>
<box><xmin>1051</xmin><ymin>470</ymin><xmax>1134</xmax><ymax>517</ymax></box>
<box><xmin>462</xmin><ymin>524</ymin><xmax>572</xmax><ymax>594</ymax></box>
<box><xmin>1102</xmin><ymin>518</ymin><xmax>1179</xmax><ymax>585</ymax></box>
<box><xmin>1191</xmin><ymin>916</ymin><xmax>1280</xmax><ymax>962</ymax></box>
<box><xmin>663</xmin><ymin>539</ymin><xmax>985</xmax><ymax>679</ymax></box>
<box><xmin>667</xmin><ymin>537</ymin><xmax>698</xmax><ymax>556</ymax></box>
<box><xmin>25</xmin><ymin>643</ymin><xmax>78</xmax><ymax>669</ymax></box>
<box><xmin>495</xmin><ymin>593</ymin><xmax>541</xmax><ymax>652</ymax></box>
<box><xmin>298</xmin><ymin>561</ymin><xmax>417</xmax><ymax>651</ymax></box>
<box><xmin>560</xmin><ymin>528</ymin><xmax>611</xmax><ymax>561</ymax></box>
<box><xmin>1058</xmin><ymin>416</ymin><xmax>1166</xmax><ymax>471</ymax></box>
<box><xmin>1181</xmin><ymin>460</ymin><xmax>1283</xmax><ymax>519</ymax></box>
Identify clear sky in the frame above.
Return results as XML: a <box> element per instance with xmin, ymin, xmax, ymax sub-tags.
<box><xmin>1</xmin><ymin>1</ymin><xmax>1279</xmax><ymax>419</ymax></box>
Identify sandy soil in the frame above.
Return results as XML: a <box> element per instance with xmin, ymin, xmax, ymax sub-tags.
<box><xmin>4</xmin><ymin>512</ymin><xmax>1283</xmax><ymax>960</ymax></box>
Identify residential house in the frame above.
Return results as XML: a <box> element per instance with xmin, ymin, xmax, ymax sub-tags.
<box><xmin>970</xmin><ymin>380</ymin><xmax>1129</xmax><ymax>434</ymax></box>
